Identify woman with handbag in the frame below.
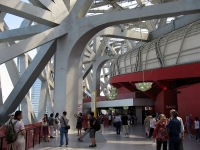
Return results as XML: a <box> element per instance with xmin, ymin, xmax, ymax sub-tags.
<box><xmin>59</xmin><ymin>111</ymin><xmax>70</xmax><ymax>147</ymax></box>
<box><xmin>42</xmin><ymin>114</ymin><xmax>50</xmax><ymax>142</ymax></box>
<box><xmin>74</xmin><ymin>113</ymin><xmax>83</xmax><ymax>137</ymax></box>
<box><xmin>152</xmin><ymin>114</ymin><xmax>169</xmax><ymax>150</ymax></box>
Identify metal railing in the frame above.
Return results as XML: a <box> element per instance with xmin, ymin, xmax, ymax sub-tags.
<box><xmin>110</xmin><ymin>20</ymin><xmax>200</xmax><ymax>77</ymax></box>
<box><xmin>0</xmin><ymin>123</ymin><xmax>42</xmax><ymax>150</ymax></box>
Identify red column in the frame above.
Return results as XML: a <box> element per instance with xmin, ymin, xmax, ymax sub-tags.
<box><xmin>155</xmin><ymin>90</ymin><xmax>177</xmax><ymax>118</ymax></box>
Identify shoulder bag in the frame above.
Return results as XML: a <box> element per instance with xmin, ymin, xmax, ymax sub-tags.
<box><xmin>62</xmin><ymin>117</ymin><xmax>70</xmax><ymax>130</ymax></box>
<box><xmin>42</xmin><ymin>119</ymin><xmax>47</xmax><ymax>127</ymax></box>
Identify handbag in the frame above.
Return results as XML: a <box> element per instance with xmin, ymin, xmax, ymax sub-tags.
<box><xmin>62</xmin><ymin>117</ymin><xmax>70</xmax><ymax>130</ymax></box>
<box><xmin>42</xmin><ymin>121</ymin><xmax>47</xmax><ymax>127</ymax></box>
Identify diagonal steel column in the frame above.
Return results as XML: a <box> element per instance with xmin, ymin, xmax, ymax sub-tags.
<box><xmin>37</xmin><ymin>81</ymin><xmax>48</xmax><ymax>121</ymax></box>
<box><xmin>0</xmin><ymin>40</ymin><xmax>56</xmax><ymax>123</ymax></box>
<box><xmin>83</xmin><ymin>63</ymin><xmax>93</xmax><ymax>80</ymax></box>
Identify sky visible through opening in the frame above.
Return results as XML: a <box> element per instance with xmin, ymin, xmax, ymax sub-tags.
<box><xmin>0</xmin><ymin>0</ymin><xmax>30</xmax><ymax>102</ymax></box>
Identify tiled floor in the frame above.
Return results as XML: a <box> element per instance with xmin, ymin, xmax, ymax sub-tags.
<box><xmin>30</xmin><ymin>125</ymin><xmax>200</xmax><ymax>150</ymax></box>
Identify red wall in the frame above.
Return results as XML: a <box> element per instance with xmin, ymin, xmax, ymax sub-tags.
<box><xmin>155</xmin><ymin>91</ymin><xmax>165</xmax><ymax>114</ymax></box>
<box><xmin>155</xmin><ymin>90</ymin><xmax>177</xmax><ymax>118</ymax></box>
<box><xmin>118</xmin><ymin>87</ymin><xmax>132</xmax><ymax>94</ymax></box>
<box><xmin>177</xmin><ymin>83</ymin><xmax>200</xmax><ymax>127</ymax></box>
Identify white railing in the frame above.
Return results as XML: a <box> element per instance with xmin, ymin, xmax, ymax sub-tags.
<box><xmin>110</xmin><ymin>20</ymin><xmax>200</xmax><ymax>77</ymax></box>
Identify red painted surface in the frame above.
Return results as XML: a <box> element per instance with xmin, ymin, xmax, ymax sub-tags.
<box><xmin>118</xmin><ymin>83</ymin><xmax>135</xmax><ymax>92</ymax></box>
<box><xmin>110</xmin><ymin>62</ymin><xmax>200</xmax><ymax>83</ymax></box>
<box><xmin>155</xmin><ymin>90</ymin><xmax>177</xmax><ymax>118</ymax></box>
<box><xmin>118</xmin><ymin>87</ymin><xmax>132</xmax><ymax>94</ymax></box>
<box><xmin>177</xmin><ymin>83</ymin><xmax>200</xmax><ymax>133</ymax></box>
<box><xmin>155</xmin><ymin>91</ymin><xmax>165</xmax><ymax>114</ymax></box>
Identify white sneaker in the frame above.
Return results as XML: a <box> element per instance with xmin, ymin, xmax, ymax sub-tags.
<box><xmin>127</xmin><ymin>135</ymin><xmax>129</xmax><ymax>138</ymax></box>
<box><xmin>152</xmin><ymin>142</ymin><xmax>156</xmax><ymax>145</ymax></box>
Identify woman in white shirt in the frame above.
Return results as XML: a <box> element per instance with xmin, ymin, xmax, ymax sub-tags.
<box><xmin>194</xmin><ymin>117</ymin><xmax>200</xmax><ymax>141</ymax></box>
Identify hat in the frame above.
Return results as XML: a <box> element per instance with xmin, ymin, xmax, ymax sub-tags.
<box><xmin>8</xmin><ymin>112</ymin><xmax>15</xmax><ymax>116</ymax></box>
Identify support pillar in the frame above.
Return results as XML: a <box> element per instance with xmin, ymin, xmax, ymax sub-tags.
<box><xmin>54</xmin><ymin>34</ymin><xmax>79</xmax><ymax>130</ymax></box>
<box><xmin>78</xmin><ymin>68</ymin><xmax>83</xmax><ymax>113</ymax></box>
<box><xmin>90</xmin><ymin>63</ymin><xmax>101</xmax><ymax>112</ymax></box>
<box><xmin>38</xmin><ymin>81</ymin><xmax>48</xmax><ymax>121</ymax></box>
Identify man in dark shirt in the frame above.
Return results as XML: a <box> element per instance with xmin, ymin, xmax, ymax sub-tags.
<box><xmin>166</xmin><ymin>111</ymin><xmax>181</xmax><ymax>150</ymax></box>
<box><xmin>48</xmin><ymin>113</ymin><xmax>55</xmax><ymax>138</ymax></box>
<box><xmin>88</xmin><ymin>112</ymin><xmax>96</xmax><ymax>148</ymax></box>
<box><xmin>121</xmin><ymin>114</ymin><xmax>129</xmax><ymax>138</ymax></box>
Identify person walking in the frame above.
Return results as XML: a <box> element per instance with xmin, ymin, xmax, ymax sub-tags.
<box><xmin>100</xmin><ymin>114</ymin><xmax>105</xmax><ymax>134</ymax></box>
<box><xmin>55</xmin><ymin>113</ymin><xmax>60</xmax><ymax>135</ymax></box>
<box><xmin>121</xmin><ymin>113</ymin><xmax>129</xmax><ymax>138</ymax></box>
<box><xmin>74</xmin><ymin>113</ymin><xmax>83</xmax><ymax>137</ymax></box>
<box><xmin>170</xmin><ymin>109</ymin><xmax>185</xmax><ymax>150</ymax></box>
<box><xmin>4</xmin><ymin>111</ymin><xmax>26</xmax><ymax>150</ymax></box>
<box><xmin>167</xmin><ymin>111</ymin><xmax>181</xmax><ymax>150</ymax></box>
<box><xmin>115</xmin><ymin>113</ymin><xmax>121</xmax><ymax>135</ymax></box>
<box><xmin>59</xmin><ymin>111</ymin><xmax>69</xmax><ymax>147</ymax></box>
<box><xmin>42</xmin><ymin>114</ymin><xmax>50</xmax><ymax>142</ymax></box>
<box><xmin>185</xmin><ymin>113</ymin><xmax>192</xmax><ymax>138</ymax></box>
<box><xmin>108</xmin><ymin>114</ymin><xmax>112</xmax><ymax>127</ymax></box>
<box><xmin>149</xmin><ymin>115</ymin><xmax>156</xmax><ymax>144</ymax></box>
<box><xmin>193</xmin><ymin>117</ymin><xmax>200</xmax><ymax>142</ymax></box>
<box><xmin>49</xmin><ymin>113</ymin><xmax>55</xmax><ymax>138</ymax></box>
<box><xmin>127</xmin><ymin>113</ymin><xmax>131</xmax><ymax>125</ymax></box>
<box><xmin>112</xmin><ymin>114</ymin><xmax>116</xmax><ymax>128</ymax></box>
<box><xmin>144</xmin><ymin>115</ymin><xmax>151</xmax><ymax>138</ymax></box>
<box><xmin>133</xmin><ymin>114</ymin><xmax>137</xmax><ymax>125</ymax></box>
<box><xmin>88</xmin><ymin>112</ymin><xmax>96</xmax><ymax>148</ymax></box>
<box><xmin>152</xmin><ymin>114</ymin><xmax>168</xmax><ymax>150</ymax></box>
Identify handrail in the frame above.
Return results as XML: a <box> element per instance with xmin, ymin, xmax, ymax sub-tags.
<box><xmin>0</xmin><ymin>123</ymin><xmax>42</xmax><ymax>150</ymax></box>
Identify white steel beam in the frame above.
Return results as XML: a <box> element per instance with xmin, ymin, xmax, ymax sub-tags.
<box><xmin>0</xmin><ymin>40</ymin><xmax>56</xmax><ymax>122</ymax></box>
<box><xmin>0</xmin><ymin>25</ymin><xmax>50</xmax><ymax>43</ymax></box>
<box><xmin>0</xmin><ymin>24</ymin><xmax>67</xmax><ymax>64</ymax></box>
<box><xmin>0</xmin><ymin>0</ymin><xmax>58</xmax><ymax>27</ymax></box>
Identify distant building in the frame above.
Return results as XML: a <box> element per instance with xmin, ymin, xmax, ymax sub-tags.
<box><xmin>31</xmin><ymin>78</ymin><xmax>41</xmax><ymax>118</ymax></box>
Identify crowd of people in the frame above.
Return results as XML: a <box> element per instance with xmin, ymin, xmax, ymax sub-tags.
<box><xmin>144</xmin><ymin>109</ymin><xmax>200</xmax><ymax>150</ymax></box>
<box><xmin>0</xmin><ymin>109</ymin><xmax>200</xmax><ymax>150</ymax></box>
<box><xmin>108</xmin><ymin>113</ymin><xmax>137</xmax><ymax>127</ymax></box>
<box><xmin>106</xmin><ymin>113</ymin><xmax>137</xmax><ymax>137</ymax></box>
<box><xmin>0</xmin><ymin>111</ymin><xmax>100</xmax><ymax>149</ymax></box>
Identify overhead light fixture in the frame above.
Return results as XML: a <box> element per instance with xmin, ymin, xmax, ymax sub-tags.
<box><xmin>135</xmin><ymin>82</ymin><xmax>152</xmax><ymax>92</ymax></box>
<box><xmin>135</xmin><ymin>17</ymin><xmax>153</xmax><ymax>92</ymax></box>
<box><xmin>123</xmin><ymin>106</ymin><xmax>129</xmax><ymax>110</ymax></box>
<box><xmin>107</xmin><ymin>87</ymin><xmax>117</xmax><ymax>100</ymax></box>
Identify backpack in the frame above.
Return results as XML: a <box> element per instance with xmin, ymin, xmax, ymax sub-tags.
<box><xmin>55</xmin><ymin>117</ymin><xmax>59</xmax><ymax>124</ymax></box>
<box><xmin>93</xmin><ymin>119</ymin><xmax>101</xmax><ymax>131</ymax></box>
<box><xmin>5</xmin><ymin>119</ymin><xmax>19</xmax><ymax>144</ymax></box>
<box><xmin>48</xmin><ymin>117</ymin><xmax>54</xmax><ymax>126</ymax></box>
